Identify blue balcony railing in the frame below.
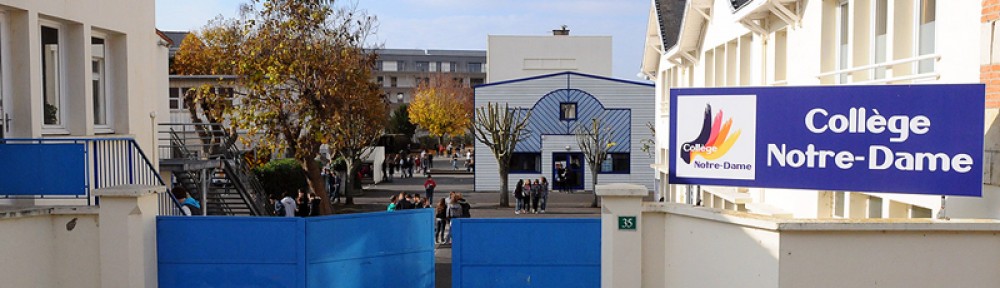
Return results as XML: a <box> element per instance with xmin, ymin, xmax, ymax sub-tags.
<box><xmin>0</xmin><ymin>137</ymin><xmax>183</xmax><ymax>215</ymax></box>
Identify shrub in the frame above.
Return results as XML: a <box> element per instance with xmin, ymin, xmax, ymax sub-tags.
<box><xmin>252</xmin><ymin>158</ymin><xmax>309</xmax><ymax>199</ymax></box>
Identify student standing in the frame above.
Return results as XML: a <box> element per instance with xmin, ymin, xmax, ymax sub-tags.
<box><xmin>435</xmin><ymin>198</ymin><xmax>448</xmax><ymax>243</ymax></box>
<box><xmin>540</xmin><ymin>177</ymin><xmax>550</xmax><ymax>213</ymax></box>
<box><xmin>424</xmin><ymin>174</ymin><xmax>437</xmax><ymax>202</ymax></box>
<box><xmin>280</xmin><ymin>191</ymin><xmax>297</xmax><ymax>217</ymax></box>
<box><xmin>513</xmin><ymin>179</ymin><xmax>525</xmax><ymax>214</ymax></box>
<box><xmin>531</xmin><ymin>179</ymin><xmax>542</xmax><ymax>213</ymax></box>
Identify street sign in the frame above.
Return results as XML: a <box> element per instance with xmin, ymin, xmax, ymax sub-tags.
<box><xmin>669</xmin><ymin>84</ymin><xmax>985</xmax><ymax>197</ymax></box>
<box><xmin>618</xmin><ymin>216</ymin><xmax>636</xmax><ymax>230</ymax></box>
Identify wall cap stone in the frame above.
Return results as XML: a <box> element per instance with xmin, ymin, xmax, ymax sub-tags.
<box><xmin>94</xmin><ymin>185</ymin><xmax>165</xmax><ymax>198</ymax></box>
<box><xmin>596</xmin><ymin>183</ymin><xmax>649</xmax><ymax>197</ymax></box>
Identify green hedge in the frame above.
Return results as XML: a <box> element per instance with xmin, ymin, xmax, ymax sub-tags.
<box><xmin>252</xmin><ymin>158</ymin><xmax>309</xmax><ymax>199</ymax></box>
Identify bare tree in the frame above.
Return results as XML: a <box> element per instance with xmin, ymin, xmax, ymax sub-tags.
<box><xmin>472</xmin><ymin>102</ymin><xmax>532</xmax><ymax>207</ymax></box>
<box><xmin>576</xmin><ymin>117</ymin><xmax>615</xmax><ymax>208</ymax></box>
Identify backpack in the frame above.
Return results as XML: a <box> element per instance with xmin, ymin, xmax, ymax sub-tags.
<box><xmin>274</xmin><ymin>201</ymin><xmax>285</xmax><ymax>216</ymax></box>
<box><xmin>184</xmin><ymin>203</ymin><xmax>203</xmax><ymax>216</ymax></box>
<box><xmin>459</xmin><ymin>201</ymin><xmax>471</xmax><ymax>218</ymax></box>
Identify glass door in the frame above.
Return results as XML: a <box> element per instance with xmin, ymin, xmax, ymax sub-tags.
<box><xmin>552</xmin><ymin>152</ymin><xmax>585</xmax><ymax>191</ymax></box>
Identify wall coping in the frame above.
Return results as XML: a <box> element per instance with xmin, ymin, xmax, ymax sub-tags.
<box><xmin>0</xmin><ymin>206</ymin><xmax>98</xmax><ymax>220</ymax></box>
<box><xmin>644</xmin><ymin>202</ymin><xmax>1000</xmax><ymax>232</ymax></box>
<box><xmin>596</xmin><ymin>183</ymin><xmax>649</xmax><ymax>197</ymax></box>
<box><xmin>94</xmin><ymin>185</ymin><xmax>165</xmax><ymax>198</ymax></box>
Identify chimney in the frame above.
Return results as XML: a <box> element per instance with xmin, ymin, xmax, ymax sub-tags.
<box><xmin>552</xmin><ymin>25</ymin><xmax>569</xmax><ymax>36</ymax></box>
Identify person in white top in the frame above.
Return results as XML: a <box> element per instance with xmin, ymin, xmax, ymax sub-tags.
<box><xmin>280</xmin><ymin>191</ymin><xmax>297</xmax><ymax>217</ymax></box>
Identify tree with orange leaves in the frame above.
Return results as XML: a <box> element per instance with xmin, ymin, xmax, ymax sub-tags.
<box><xmin>408</xmin><ymin>73</ymin><xmax>473</xmax><ymax>145</ymax></box>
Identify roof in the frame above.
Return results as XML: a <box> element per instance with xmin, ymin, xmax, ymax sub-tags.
<box><xmin>655</xmin><ymin>0</ymin><xmax>687</xmax><ymax>51</ymax></box>
<box><xmin>374</xmin><ymin>49</ymin><xmax>486</xmax><ymax>57</ymax></box>
<box><xmin>160</xmin><ymin>31</ymin><xmax>189</xmax><ymax>50</ymax></box>
<box><xmin>476</xmin><ymin>71</ymin><xmax>654</xmax><ymax>89</ymax></box>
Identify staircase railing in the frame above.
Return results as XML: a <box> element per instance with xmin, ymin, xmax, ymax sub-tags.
<box><xmin>219</xmin><ymin>133</ymin><xmax>270</xmax><ymax>215</ymax></box>
<box><xmin>0</xmin><ymin>137</ymin><xmax>184</xmax><ymax>216</ymax></box>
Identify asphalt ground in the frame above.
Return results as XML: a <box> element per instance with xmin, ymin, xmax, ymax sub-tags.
<box><xmin>330</xmin><ymin>158</ymin><xmax>601</xmax><ymax>288</ymax></box>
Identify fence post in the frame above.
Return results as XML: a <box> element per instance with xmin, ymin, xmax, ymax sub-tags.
<box><xmin>596</xmin><ymin>183</ymin><xmax>647</xmax><ymax>288</ymax></box>
<box><xmin>95</xmin><ymin>185</ymin><xmax>165</xmax><ymax>288</ymax></box>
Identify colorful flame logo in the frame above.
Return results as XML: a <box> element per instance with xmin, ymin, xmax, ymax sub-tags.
<box><xmin>680</xmin><ymin>104</ymin><xmax>741</xmax><ymax>164</ymax></box>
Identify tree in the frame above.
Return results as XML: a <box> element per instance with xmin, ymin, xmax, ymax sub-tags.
<box><xmin>472</xmin><ymin>102</ymin><xmax>532</xmax><ymax>207</ymax></box>
<box><xmin>172</xmin><ymin>30</ymin><xmax>239</xmax><ymax>156</ymax></box>
<box><xmin>576</xmin><ymin>117</ymin><xmax>615</xmax><ymax>208</ymax></box>
<box><xmin>182</xmin><ymin>0</ymin><xmax>384</xmax><ymax>214</ymax></box>
<box><xmin>409</xmin><ymin>73</ymin><xmax>473</xmax><ymax>145</ymax></box>
<box><xmin>389</xmin><ymin>104</ymin><xmax>416</xmax><ymax>139</ymax></box>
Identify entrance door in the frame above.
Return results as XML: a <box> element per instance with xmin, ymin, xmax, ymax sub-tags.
<box><xmin>552</xmin><ymin>152</ymin><xmax>584</xmax><ymax>191</ymax></box>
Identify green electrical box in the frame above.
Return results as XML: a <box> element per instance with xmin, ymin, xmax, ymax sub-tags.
<box><xmin>618</xmin><ymin>216</ymin><xmax>637</xmax><ymax>230</ymax></box>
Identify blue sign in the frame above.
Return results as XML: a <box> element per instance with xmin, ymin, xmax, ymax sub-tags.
<box><xmin>0</xmin><ymin>143</ymin><xmax>87</xmax><ymax>196</ymax></box>
<box><xmin>669</xmin><ymin>84</ymin><xmax>985</xmax><ymax>197</ymax></box>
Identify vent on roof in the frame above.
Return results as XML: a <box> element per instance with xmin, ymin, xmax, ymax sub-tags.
<box><xmin>553</xmin><ymin>25</ymin><xmax>569</xmax><ymax>36</ymax></box>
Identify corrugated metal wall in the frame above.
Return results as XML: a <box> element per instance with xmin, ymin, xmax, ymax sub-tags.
<box><xmin>474</xmin><ymin>72</ymin><xmax>655</xmax><ymax>192</ymax></box>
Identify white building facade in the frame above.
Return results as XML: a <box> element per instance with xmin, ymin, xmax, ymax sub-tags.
<box><xmin>643</xmin><ymin>0</ymin><xmax>1000</xmax><ymax>219</ymax></box>
<box><xmin>474</xmin><ymin>72</ymin><xmax>655</xmax><ymax>192</ymax></box>
<box><xmin>487</xmin><ymin>31</ymin><xmax>612</xmax><ymax>82</ymax></box>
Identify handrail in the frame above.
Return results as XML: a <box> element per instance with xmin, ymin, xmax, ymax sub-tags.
<box><xmin>816</xmin><ymin>54</ymin><xmax>941</xmax><ymax>78</ymax></box>
<box><xmin>0</xmin><ymin>137</ymin><xmax>184</xmax><ymax>216</ymax></box>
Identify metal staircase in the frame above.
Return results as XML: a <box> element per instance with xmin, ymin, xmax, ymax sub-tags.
<box><xmin>162</xmin><ymin>124</ymin><xmax>271</xmax><ymax>216</ymax></box>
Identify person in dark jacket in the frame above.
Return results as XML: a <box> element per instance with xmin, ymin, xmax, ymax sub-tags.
<box><xmin>513</xmin><ymin>179</ymin><xmax>525</xmax><ymax>215</ymax></box>
<box><xmin>309</xmin><ymin>193</ymin><xmax>321</xmax><ymax>216</ymax></box>
<box><xmin>435</xmin><ymin>198</ymin><xmax>447</xmax><ymax>243</ymax></box>
<box><xmin>296</xmin><ymin>190</ymin><xmax>310</xmax><ymax>217</ymax></box>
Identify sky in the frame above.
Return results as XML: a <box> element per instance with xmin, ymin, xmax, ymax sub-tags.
<box><xmin>156</xmin><ymin>0</ymin><xmax>652</xmax><ymax>81</ymax></box>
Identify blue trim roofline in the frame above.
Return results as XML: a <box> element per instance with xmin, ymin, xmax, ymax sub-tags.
<box><xmin>474</xmin><ymin>71</ymin><xmax>655</xmax><ymax>90</ymax></box>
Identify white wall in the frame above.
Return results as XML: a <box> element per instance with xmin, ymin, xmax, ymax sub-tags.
<box><xmin>487</xmin><ymin>35</ymin><xmax>612</xmax><ymax>83</ymax></box>
<box><xmin>649</xmin><ymin>0</ymin><xmax>992</xmax><ymax>219</ymax></box>
<box><xmin>0</xmin><ymin>0</ymin><xmax>161</xmax><ymax>156</ymax></box>
<box><xmin>0</xmin><ymin>209</ymin><xmax>100</xmax><ymax>288</ymax></box>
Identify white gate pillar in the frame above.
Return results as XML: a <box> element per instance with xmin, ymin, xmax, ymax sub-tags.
<box><xmin>597</xmin><ymin>183</ymin><xmax>648</xmax><ymax>288</ymax></box>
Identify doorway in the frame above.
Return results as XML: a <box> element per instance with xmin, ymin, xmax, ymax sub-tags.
<box><xmin>552</xmin><ymin>152</ymin><xmax>584</xmax><ymax>191</ymax></box>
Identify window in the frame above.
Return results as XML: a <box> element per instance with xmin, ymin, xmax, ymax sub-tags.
<box><xmin>415</xmin><ymin>61</ymin><xmax>429</xmax><ymax>72</ymax></box>
<box><xmin>397</xmin><ymin>61</ymin><xmax>406</xmax><ymax>71</ymax></box>
<box><xmin>441</xmin><ymin>62</ymin><xmax>451</xmax><ymax>72</ymax></box>
<box><xmin>41</xmin><ymin>25</ymin><xmax>62</xmax><ymax>126</ymax></box>
<box><xmin>917</xmin><ymin>0</ymin><xmax>935</xmax><ymax>73</ymax></box>
<box><xmin>868</xmin><ymin>196</ymin><xmax>883</xmax><ymax>218</ymax></box>
<box><xmin>430</xmin><ymin>62</ymin><xmax>438</xmax><ymax>72</ymax></box>
<box><xmin>872</xmin><ymin>0</ymin><xmax>888</xmax><ymax>79</ymax></box>
<box><xmin>376</xmin><ymin>76</ymin><xmax>384</xmax><ymax>87</ymax></box>
<box><xmin>470</xmin><ymin>78</ymin><xmax>484</xmax><ymax>87</ymax></box>
<box><xmin>838</xmin><ymin>1</ymin><xmax>849</xmax><ymax>84</ymax></box>
<box><xmin>559</xmin><ymin>103</ymin><xmax>576</xmax><ymax>120</ymax></box>
<box><xmin>180</xmin><ymin>88</ymin><xmax>190</xmax><ymax>109</ymax></box>
<box><xmin>382</xmin><ymin>60</ymin><xmax>397</xmax><ymax>71</ymax></box>
<box><xmin>600</xmin><ymin>153</ymin><xmax>630</xmax><ymax>173</ymax></box>
<box><xmin>92</xmin><ymin>37</ymin><xmax>108</xmax><ymax>128</ymax></box>
<box><xmin>468</xmin><ymin>62</ymin><xmax>483</xmax><ymax>73</ymax></box>
<box><xmin>510</xmin><ymin>153</ymin><xmax>541</xmax><ymax>173</ymax></box>
<box><xmin>168</xmin><ymin>88</ymin><xmax>180</xmax><ymax>109</ymax></box>
<box><xmin>390</xmin><ymin>77</ymin><xmax>398</xmax><ymax>88</ymax></box>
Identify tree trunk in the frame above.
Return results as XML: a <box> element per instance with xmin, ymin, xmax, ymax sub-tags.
<box><xmin>344</xmin><ymin>159</ymin><xmax>357</xmax><ymax>205</ymax></box>
<box><xmin>499</xmin><ymin>168</ymin><xmax>510</xmax><ymax>207</ymax></box>
<box><xmin>590</xmin><ymin>169</ymin><xmax>599</xmax><ymax>208</ymax></box>
<box><xmin>302</xmin><ymin>158</ymin><xmax>333</xmax><ymax>215</ymax></box>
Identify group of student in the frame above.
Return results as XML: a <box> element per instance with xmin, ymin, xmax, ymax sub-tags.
<box><xmin>269</xmin><ymin>190</ymin><xmax>322</xmax><ymax>217</ymax></box>
<box><xmin>513</xmin><ymin>177</ymin><xmax>549</xmax><ymax>214</ymax></box>
<box><xmin>388</xmin><ymin>190</ymin><xmax>470</xmax><ymax>244</ymax></box>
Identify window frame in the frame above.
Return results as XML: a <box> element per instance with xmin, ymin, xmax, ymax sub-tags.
<box><xmin>91</xmin><ymin>33</ymin><xmax>113</xmax><ymax>134</ymax></box>
<box><xmin>510</xmin><ymin>152</ymin><xmax>542</xmax><ymax>173</ymax></box>
<box><xmin>915</xmin><ymin>0</ymin><xmax>936</xmax><ymax>74</ymax></box>
<box><xmin>40</xmin><ymin>19</ymin><xmax>68</xmax><ymax>134</ymax></box>
<box><xmin>599</xmin><ymin>153</ymin><xmax>631</xmax><ymax>174</ymax></box>
<box><xmin>559</xmin><ymin>102</ymin><xmax>577</xmax><ymax>121</ymax></box>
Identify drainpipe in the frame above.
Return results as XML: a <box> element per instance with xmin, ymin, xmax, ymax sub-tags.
<box><xmin>201</xmin><ymin>168</ymin><xmax>208</xmax><ymax>216</ymax></box>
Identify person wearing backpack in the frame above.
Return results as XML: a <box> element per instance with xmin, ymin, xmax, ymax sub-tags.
<box><xmin>445</xmin><ymin>193</ymin><xmax>465</xmax><ymax>243</ymax></box>
<box><xmin>173</xmin><ymin>186</ymin><xmax>202</xmax><ymax>216</ymax></box>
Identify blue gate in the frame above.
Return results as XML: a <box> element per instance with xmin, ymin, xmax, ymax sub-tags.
<box><xmin>451</xmin><ymin>218</ymin><xmax>600</xmax><ymax>288</ymax></box>
<box><xmin>157</xmin><ymin>209</ymin><xmax>434</xmax><ymax>288</ymax></box>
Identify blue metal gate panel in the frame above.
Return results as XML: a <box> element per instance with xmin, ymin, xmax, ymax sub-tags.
<box><xmin>157</xmin><ymin>210</ymin><xmax>434</xmax><ymax>288</ymax></box>
<box><xmin>451</xmin><ymin>218</ymin><xmax>601</xmax><ymax>288</ymax></box>
<box><xmin>157</xmin><ymin>217</ymin><xmax>306</xmax><ymax>288</ymax></box>
<box><xmin>0</xmin><ymin>143</ymin><xmax>86</xmax><ymax>195</ymax></box>
<box><xmin>305</xmin><ymin>209</ymin><xmax>435</xmax><ymax>288</ymax></box>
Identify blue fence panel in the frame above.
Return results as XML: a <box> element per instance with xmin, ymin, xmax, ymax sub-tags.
<box><xmin>158</xmin><ymin>217</ymin><xmax>306</xmax><ymax>288</ymax></box>
<box><xmin>452</xmin><ymin>218</ymin><xmax>601</xmax><ymax>288</ymax></box>
<box><xmin>0</xmin><ymin>143</ymin><xmax>86</xmax><ymax>195</ymax></box>
<box><xmin>306</xmin><ymin>209</ymin><xmax>435</xmax><ymax>288</ymax></box>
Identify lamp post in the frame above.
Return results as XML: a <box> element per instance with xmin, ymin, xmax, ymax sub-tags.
<box><xmin>396</xmin><ymin>93</ymin><xmax>404</xmax><ymax>103</ymax></box>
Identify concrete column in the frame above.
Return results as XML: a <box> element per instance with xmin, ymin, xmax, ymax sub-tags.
<box><xmin>597</xmin><ymin>183</ymin><xmax>648</xmax><ymax>288</ymax></box>
<box><xmin>95</xmin><ymin>185</ymin><xmax>164</xmax><ymax>288</ymax></box>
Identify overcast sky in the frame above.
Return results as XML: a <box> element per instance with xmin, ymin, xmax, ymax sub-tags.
<box><xmin>156</xmin><ymin>0</ymin><xmax>652</xmax><ymax>81</ymax></box>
